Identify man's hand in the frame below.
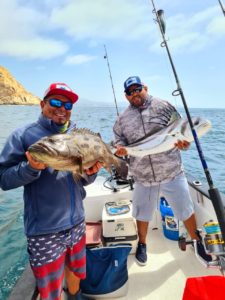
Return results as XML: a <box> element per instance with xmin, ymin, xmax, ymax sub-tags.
<box><xmin>114</xmin><ymin>145</ymin><xmax>128</xmax><ymax>157</ymax></box>
<box><xmin>174</xmin><ymin>140</ymin><xmax>190</xmax><ymax>151</ymax></box>
<box><xmin>85</xmin><ymin>161</ymin><xmax>103</xmax><ymax>175</ymax></box>
<box><xmin>26</xmin><ymin>151</ymin><xmax>47</xmax><ymax>170</ymax></box>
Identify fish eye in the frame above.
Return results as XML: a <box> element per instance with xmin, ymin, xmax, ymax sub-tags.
<box><xmin>193</xmin><ymin>118</ymin><xmax>199</xmax><ymax>126</ymax></box>
<box><xmin>48</xmin><ymin>138</ymin><xmax>56</xmax><ymax>144</ymax></box>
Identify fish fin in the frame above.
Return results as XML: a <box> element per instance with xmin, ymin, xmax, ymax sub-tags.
<box><xmin>113</xmin><ymin>157</ymin><xmax>129</xmax><ymax>179</ymax></box>
<box><xmin>70</xmin><ymin>128</ymin><xmax>101</xmax><ymax>138</ymax></box>
<box><xmin>105</xmin><ymin>141</ymin><xmax>116</xmax><ymax>153</ymax></box>
<box><xmin>72</xmin><ymin>156</ymin><xmax>83</xmax><ymax>174</ymax></box>
<box><xmin>84</xmin><ymin>159</ymin><xmax>101</xmax><ymax>169</ymax></box>
<box><xmin>167</xmin><ymin>111</ymin><xmax>181</xmax><ymax>125</ymax></box>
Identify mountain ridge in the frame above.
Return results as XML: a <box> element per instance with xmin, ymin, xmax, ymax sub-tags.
<box><xmin>0</xmin><ymin>66</ymin><xmax>40</xmax><ymax>105</ymax></box>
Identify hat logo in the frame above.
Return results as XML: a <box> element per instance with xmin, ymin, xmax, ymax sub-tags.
<box><xmin>128</xmin><ymin>77</ymin><xmax>136</xmax><ymax>84</ymax></box>
<box><xmin>125</xmin><ymin>77</ymin><xmax>140</xmax><ymax>87</ymax></box>
<box><xmin>127</xmin><ymin>79</ymin><xmax>134</xmax><ymax>85</ymax></box>
<box><xmin>56</xmin><ymin>84</ymin><xmax>71</xmax><ymax>92</ymax></box>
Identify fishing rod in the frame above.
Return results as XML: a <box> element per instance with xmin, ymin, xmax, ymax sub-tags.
<box><xmin>218</xmin><ymin>0</ymin><xmax>225</xmax><ymax>16</ymax></box>
<box><xmin>150</xmin><ymin>0</ymin><xmax>225</xmax><ymax>243</ymax></box>
<box><xmin>103</xmin><ymin>45</ymin><xmax>119</xmax><ymax>116</ymax></box>
<box><xmin>103</xmin><ymin>46</ymin><xmax>132</xmax><ymax>183</ymax></box>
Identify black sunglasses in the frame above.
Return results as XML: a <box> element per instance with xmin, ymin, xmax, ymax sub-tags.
<box><xmin>125</xmin><ymin>86</ymin><xmax>143</xmax><ymax>96</ymax></box>
<box><xmin>48</xmin><ymin>99</ymin><xmax>73</xmax><ymax>111</ymax></box>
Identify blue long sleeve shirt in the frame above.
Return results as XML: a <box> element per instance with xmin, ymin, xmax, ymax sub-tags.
<box><xmin>0</xmin><ymin>114</ymin><xmax>96</xmax><ymax>236</ymax></box>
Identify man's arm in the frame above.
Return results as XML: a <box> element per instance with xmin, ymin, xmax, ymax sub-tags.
<box><xmin>113</xmin><ymin>117</ymin><xmax>129</xmax><ymax>157</ymax></box>
<box><xmin>113</xmin><ymin>116</ymin><xmax>128</xmax><ymax>146</ymax></box>
<box><xmin>0</xmin><ymin>133</ymin><xmax>42</xmax><ymax>190</ymax></box>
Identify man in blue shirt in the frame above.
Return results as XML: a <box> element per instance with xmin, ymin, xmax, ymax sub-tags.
<box><xmin>0</xmin><ymin>83</ymin><xmax>101</xmax><ymax>300</ymax></box>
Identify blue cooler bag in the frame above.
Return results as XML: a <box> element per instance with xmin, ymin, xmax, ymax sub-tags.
<box><xmin>160</xmin><ymin>197</ymin><xmax>179</xmax><ymax>241</ymax></box>
<box><xmin>80</xmin><ymin>245</ymin><xmax>132</xmax><ymax>296</ymax></box>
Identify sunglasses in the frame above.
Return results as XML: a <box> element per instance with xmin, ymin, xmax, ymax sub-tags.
<box><xmin>126</xmin><ymin>86</ymin><xmax>143</xmax><ymax>96</ymax></box>
<box><xmin>48</xmin><ymin>99</ymin><xmax>73</xmax><ymax>111</ymax></box>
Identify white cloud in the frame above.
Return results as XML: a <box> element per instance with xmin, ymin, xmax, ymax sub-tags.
<box><xmin>49</xmin><ymin>0</ymin><xmax>152</xmax><ymax>41</ymax></box>
<box><xmin>207</xmin><ymin>17</ymin><xmax>225</xmax><ymax>35</ymax></box>
<box><xmin>0</xmin><ymin>1</ymin><xmax>44</xmax><ymax>39</ymax></box>
<box><xmin>0</xmin><ymin>0</ymin><xmax>223</xmax><ymax>60</ymax></box>
<box><xmin>0</xmin><ymin>38</ymin><xmax>68</xmax><ymax>60</ymax></box>
<box><xmin>0</xmin><ymin>0</ymin><xmax>152</xmax><ymax>60</ymax></box>
<box><xmin>63</xmin><ymin>54</ymin><xmax>97</xmax><ymax>65</ymax></box>
<box><xmin>0</xmin><ymin>0</ymin><xmax>68</xmax><ymax>59</ymax></box>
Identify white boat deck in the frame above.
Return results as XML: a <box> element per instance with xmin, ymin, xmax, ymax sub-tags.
<box><xmin>122</xmin><ymin>227</ymin><xmax>219</xmax><ymax>300</ymax></box>
<box><xmin>82</xmin><ymin>176</ymin><xmax>221</xmax><ymax>300</ymax></box>
<box><xmin>8</xmin><ymin>176</ymin><xmax>223</xmax><ymax>300</ymax></box>
<box><xmin>21</xmin><ymin>227</ymin><xmax>220</xmax><ymax>300</ymax></box>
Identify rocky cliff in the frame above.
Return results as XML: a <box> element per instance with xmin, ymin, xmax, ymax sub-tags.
<box><xmin>0</xmin><ymin>66</ymin><xmax>40</xmax><ymax>105</ymax></box>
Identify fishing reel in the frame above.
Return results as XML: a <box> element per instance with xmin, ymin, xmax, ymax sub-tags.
<box><xmin>104</xmin><ymin>165</ymin><xmax>134</xmax><ymax>192</ymax></box>
<box><xmin>110</xmin><ymin>165</ymin><xmax>134</xmax><ymax>189</ymax></box>
<box><xmin>178</xmin><ymin>220</ymin><xmax>225</xmax><ymax>274</ymax></box>
<box><xmin>203</xmin><ymin>221</ymin><xmax>225</xmax><ymax>256</ymax></box>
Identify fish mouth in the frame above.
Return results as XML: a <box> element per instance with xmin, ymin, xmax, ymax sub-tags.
<box><xmin>28</xmin><ymin>143</ymin><xmax>58</xmax><ymax>156</ymax></box>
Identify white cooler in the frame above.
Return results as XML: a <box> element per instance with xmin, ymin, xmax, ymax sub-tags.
<box><xmin>102</xmin><ymin>200</ymin><xmax>138</xmax><ymax>254</ymax></box>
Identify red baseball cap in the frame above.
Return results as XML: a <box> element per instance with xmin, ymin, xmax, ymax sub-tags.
<box><xmin>43</xmin><ymin>83</ymin><xmax>79</xmax><ymax>104</ymax></box>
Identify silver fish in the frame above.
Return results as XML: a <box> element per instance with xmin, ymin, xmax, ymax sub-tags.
<box><xmin>124</xmin><ymin>114</ymin><xmax>211</xmax><ymax>157</ymax></box>
<box><xmin>28</xmin><ymin>128</ymin><xmax>127</xmax><ymax>177</ymax></box>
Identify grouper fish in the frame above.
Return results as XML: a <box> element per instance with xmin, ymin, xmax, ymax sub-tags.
<box><xmin>28</xmin><ymin>128</ymin><xmax>127</xmax><ymax>178</ymax></box>
<box><xmin>123</xmin><ymin>113</ymin><xmax>211</xmax><ymax>157</ymax></box>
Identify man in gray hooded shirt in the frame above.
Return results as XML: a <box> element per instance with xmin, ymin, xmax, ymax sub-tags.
<box><xmin>113</xmin><ymin>76</ymin><xmax>212</xmax><ymax>266</ymax></box>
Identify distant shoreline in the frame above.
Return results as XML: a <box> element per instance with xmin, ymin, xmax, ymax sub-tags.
<box><xmin>0</xmin><ymin>104</ymin><xmax>224</xmax><ymax>109</ymax></box>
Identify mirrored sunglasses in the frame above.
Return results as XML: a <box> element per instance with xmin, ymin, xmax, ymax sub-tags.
<box><xmin>48</xmin><ymin>99</ymin><xmax>73</xmax><ymax>111</ymax></box>
<box><xmin>126</xmin><ymin>86</ymin><xmax>143</xmax><ymax>96</ymax></box>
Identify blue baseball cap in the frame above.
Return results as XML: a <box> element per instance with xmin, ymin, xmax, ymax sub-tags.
<box><xmin>124</xmin><ymin>76</ymin><xmax>142</xmax><ymax>92</ymax></box>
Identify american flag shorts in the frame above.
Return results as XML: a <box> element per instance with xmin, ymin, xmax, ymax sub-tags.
<box><xmin>27</xmin><ymin>222</ymin><xmax>86</xmax><ymax>300</ymax></box>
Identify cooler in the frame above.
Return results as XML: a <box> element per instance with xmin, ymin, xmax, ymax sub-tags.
<box><xmin>102</xmin><ymin>201</ymin><xmax>138</xmax><ymax>254</ymax></box>
<box><xmin>160</xmin><ymin>197</ymin><xmax>179</xmax><ymax>241</ymax></box>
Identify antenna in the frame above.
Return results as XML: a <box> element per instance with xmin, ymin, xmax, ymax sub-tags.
<box><xmin>103</xmin><ymin>45</ymin><xmax>119</xmax><ymax>116</ymax></box>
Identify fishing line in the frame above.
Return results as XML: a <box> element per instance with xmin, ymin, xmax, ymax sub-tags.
<box><xmin>150</xmin><ymin>0</ymin><xmax>225</xmax><ymax>243</ymax></box>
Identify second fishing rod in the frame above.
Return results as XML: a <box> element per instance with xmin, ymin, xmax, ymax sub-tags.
<box><xmin>150</xmin><ymin>0</ymin><xmax>225</xmax><ymax>243</ymax></box>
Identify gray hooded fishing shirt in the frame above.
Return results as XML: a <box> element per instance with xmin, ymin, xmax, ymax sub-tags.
<box><xmin>113</xmin><ymin>95</ymin><xmax>183</xmax><ymax>186</ymax></box>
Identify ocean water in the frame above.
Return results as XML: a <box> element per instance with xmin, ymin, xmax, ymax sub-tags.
<box><xmin>0</xmin><ymin>105</ymin><xmax>225</xmax><ymax>299</ymax></box>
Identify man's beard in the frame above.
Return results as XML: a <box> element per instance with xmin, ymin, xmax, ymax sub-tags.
<box><xmin>130</xmin><ymin>96</ymin><xmax>146</xmax><ymax>107</ymax></box>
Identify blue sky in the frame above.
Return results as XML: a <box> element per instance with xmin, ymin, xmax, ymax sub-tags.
<box><xmin>0</xmin><ymin>0</ymin><xmax>224</xmax><ymax>108</ymax></box>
